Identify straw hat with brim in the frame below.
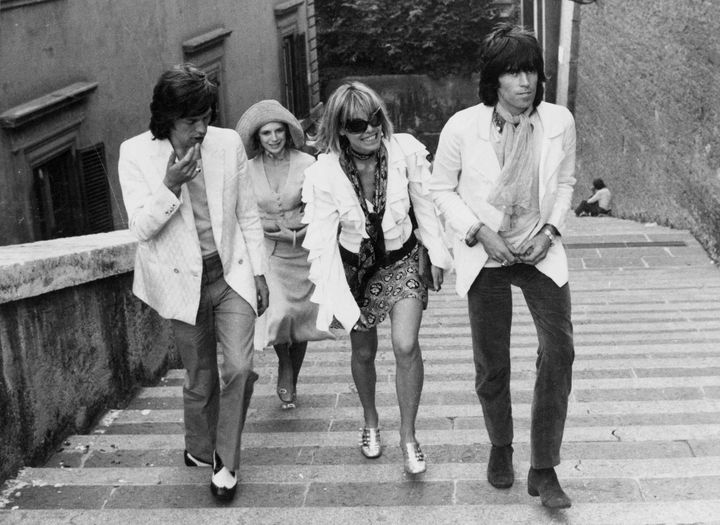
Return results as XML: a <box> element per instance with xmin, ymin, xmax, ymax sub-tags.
<box><xmin>236</xmin><ymin>100</ymin><xmax>305</xmax><ymax>158</ymax></box>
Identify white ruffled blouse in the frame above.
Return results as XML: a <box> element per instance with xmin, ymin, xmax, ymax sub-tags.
<box><xmin>301</xmin><ymin>133</ymin><xmax>453</xmax><ymax>333</ymax></box>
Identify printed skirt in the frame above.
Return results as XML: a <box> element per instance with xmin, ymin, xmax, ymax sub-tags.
<box><xmin>344</xmin><ymin>243</ymin><xmax>428</xmax><ymax>329</ymax></box>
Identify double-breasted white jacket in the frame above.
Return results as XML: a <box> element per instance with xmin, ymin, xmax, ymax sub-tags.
<box><xmin>119</xmin><ymin>127</ymin><xmax>267</xmax><ymax>325</ymax></box>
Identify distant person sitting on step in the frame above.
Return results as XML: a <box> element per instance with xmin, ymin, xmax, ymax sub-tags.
<box><xmin>575</xmin><ymin>178</ymin><xmax>611</xmax><ymax>216</ymax></box>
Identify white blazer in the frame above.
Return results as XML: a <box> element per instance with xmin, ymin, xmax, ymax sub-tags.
<box><xmin>119</xmin><ymin>126</ymin><xmax>267</xmax><ymax>324</ymax></box>
<box><xmin>429</xmin><ymin>102</ymin><xmax>576</xmax><ymax>297</ymax></box>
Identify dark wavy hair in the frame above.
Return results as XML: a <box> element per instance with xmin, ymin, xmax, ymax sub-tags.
<box><xmin>149</xmin><ymin>63</ymin><xmax>218</xmax><ymax>140</ymax></box>
<box><xmin>592</xmin><ymin>178</ymin><xmax>606</xmax><ymax>190</ymax></box>
<box><xmin>477</xmin><ymin>23</ymin><xmax>546</xmax><ymax>108</ymax></box>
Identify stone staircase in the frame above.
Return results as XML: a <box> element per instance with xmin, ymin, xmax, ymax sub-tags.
<box><xmin>2</xmin><ymin>216</ymin><xmax>720</xmax><ymax>524</ymax></box>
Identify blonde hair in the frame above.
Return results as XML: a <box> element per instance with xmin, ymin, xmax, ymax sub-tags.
<box><xmin>316</xmin><ymin>81</ymin><xmax>393</xmax><ymax>155</ymax></box>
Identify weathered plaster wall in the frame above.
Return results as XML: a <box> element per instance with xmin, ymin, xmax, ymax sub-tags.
<box><xmin>0</xmin><ymin>0</ymin><xmax>300</xmax><ymax>245</ymax></box>
<box><xmin>574</xmin><ymin>0</ymin><xmax>720</xmax><ymax>258</ymax></box>
<box><xmin>0</xmin><ymin>233</ymin><xmax>176</xmax><ymax>483</ymax></box>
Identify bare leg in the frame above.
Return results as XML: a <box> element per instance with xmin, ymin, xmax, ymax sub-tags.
<box><xmin>389</xmin><ymin>298</ymin><xmax>424</xmax><ymax>445</ymax></box>
<box><xmin>274</xmin><ymin>343</ymin><xmax>294</xmax><ymax>403</ymax></box>
<box><xmin>289</xmin><ymin>341</ymin><xmax>308</xmax><ymax>387</ymax></box>
<box><xmin>350</xmin><ymin>327</ymin><xmax>379</xmax><ymax>428</ymax></box>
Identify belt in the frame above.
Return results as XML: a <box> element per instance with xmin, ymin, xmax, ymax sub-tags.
<box><xmin>339</xmin><ymin>232</ymin><xmax>417</xmax><ymax>269</ymax></box>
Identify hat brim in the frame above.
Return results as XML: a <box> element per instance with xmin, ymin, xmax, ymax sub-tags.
<box><xmin>236</xmin><ymin>100</ymin><xmax>305</xmax><ymax>158</ymax></box>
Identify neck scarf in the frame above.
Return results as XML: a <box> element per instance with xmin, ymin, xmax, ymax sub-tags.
<box><xmin>339</xmin><ymin>144</ymin><xmax>388</xmax><ymax>303</ymax></box>
<box><xmin>488</xmin><ymin>104</ymin><xmax>539</xmax><ymax>230</ymax></box>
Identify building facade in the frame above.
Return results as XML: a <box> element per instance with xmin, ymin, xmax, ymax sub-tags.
<box><xmin>0</xmin><ymin>0</ymin><xmax>319</xmax><ymax>246</ymax></box>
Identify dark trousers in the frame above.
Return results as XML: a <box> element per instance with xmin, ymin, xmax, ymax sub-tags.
<box><xmin>171</xmin><ymin>253</ymin><xmax>258</xmax><ymax>470</ymax></box>
<box><xmin>467</xmin><ymin>265</ymin><xmax>575</xmax><ymax>468</ymax></box>
<box><xmin>575</xmin><ymin>200</ymin><xmax>610</xmax><ymax>216</ymax></box>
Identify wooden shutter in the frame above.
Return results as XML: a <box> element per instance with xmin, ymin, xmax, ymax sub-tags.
<box><xmin>293</xmin><ymin>32</ymin><xmax>310</xmax><ymax>118</ymax></box>
<box><xmin>78</xmin><ymin>143</ymin><xmax>114</xmax><ymax>234</ymax></box>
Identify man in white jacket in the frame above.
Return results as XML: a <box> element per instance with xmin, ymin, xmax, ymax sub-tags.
<box><xmin>429</xmin><ymin>24</ymin><xmax>576</xmax><ymax>509</ymax></box>
<box><xmin>119</xmin><ymin>64</ymin><xmax>269</xmax><ymax>502</ymax></box>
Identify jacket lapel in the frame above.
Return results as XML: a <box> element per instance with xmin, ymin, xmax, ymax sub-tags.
<box><xmin>475</xmin><ymin>105</ymin><xmax>503</xmax><ymax>181</ymax></box>
<box><xmin>200</xmin><ymin>140</ymin><xmax>226</xmax><ymax>253</ymax></box>
<box><xmin>536</xmin><ymin>103</ymin><xmax>566</xmax><ymax>204</ymax></box>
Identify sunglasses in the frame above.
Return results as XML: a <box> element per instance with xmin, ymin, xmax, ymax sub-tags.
<box><xmin>343</xmin><ymin>109</ymin><xmax>383</xmax><ymax>134</ymax></box>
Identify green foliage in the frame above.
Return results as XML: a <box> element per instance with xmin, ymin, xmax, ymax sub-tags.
<box><xmin>316</xmin><ymin>0</ymin><xmax>516</xmax><ymax>80</ymax></box>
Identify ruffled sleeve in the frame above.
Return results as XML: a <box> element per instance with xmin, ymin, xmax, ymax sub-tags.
<box><xmin>394</xmin><ymin>134</ymin><xmax>454</xmax><ymax>271</ymax></box>
<box><xmin>302</xmin><ymin>159</ymin><xmax>360</xmax><ymax>333</ymax></box>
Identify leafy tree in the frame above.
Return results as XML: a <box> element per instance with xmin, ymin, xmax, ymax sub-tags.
<box><xmin>316</xmin><ymin>0</ymin><xmax>516</xmax><ymax>82</ymax></box>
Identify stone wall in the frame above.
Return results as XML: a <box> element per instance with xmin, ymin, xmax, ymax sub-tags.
<box><xmin>0</xmin><ymin>232</ymin><xmax>176</xmax><ymax>483</ymax></box>
<box><xmin>574</xmin><ymin>0</ymin><xmax>720</xmax><ymax>258</ymax></box>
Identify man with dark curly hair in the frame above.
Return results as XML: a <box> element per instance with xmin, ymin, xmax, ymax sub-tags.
<box><xmin>430</xmin><ymin>24</ymin><xmax>576</xmax><ymax>509</ymax></box>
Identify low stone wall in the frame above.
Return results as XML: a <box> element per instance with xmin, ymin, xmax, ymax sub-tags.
<box><xmin>0</xmin><ymin>231</ymin><xmax>176</xmax><ymax>483</ymax></box>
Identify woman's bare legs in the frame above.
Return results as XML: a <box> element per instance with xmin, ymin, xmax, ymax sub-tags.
<box><xmin>350</xmin><ymin>328</ymin><xmax>379</xmax><ymax>428</ymax></box>
<box><xmin>289</xmin><ymin>341</ymin><xmax>308</xmax><ymax>387</ymax></box>
<box><xmin>389</xmin><ymin>298</ymin><xmax>424</xmax><ymax>445</ymax></box>
<box><xmin>274</xmin><ymin>343</ymin><xmax>294</xmax><ymax>404</ymax></box>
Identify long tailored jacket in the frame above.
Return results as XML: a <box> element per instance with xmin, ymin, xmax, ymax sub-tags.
<box><xmin>429</xmin><ymin>101</ymin><xmax>576</xmax><ymax>297</ymax></box>
<box><xmin>119</xmin><ymin>126</ymin><xmax>267</xmax><ymax>325</ymax></box>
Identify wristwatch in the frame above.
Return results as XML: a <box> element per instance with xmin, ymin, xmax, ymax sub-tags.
<box><xmin>541</xmin><ymin>226</ymin><xmax>557</xmax><ymax>245</ymax></box>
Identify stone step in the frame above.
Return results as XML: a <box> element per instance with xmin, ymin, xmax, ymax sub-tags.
<box><xmin>4</xmin><ymin>502</ymin><xmax>720</xmax><ymax>525</ymax></box>
<box><xmin>11</xmin><ymin>455</ymin><xmax>720</xmax><ymax>485</ymax></box>
<box><xmin>101</xmin><ymin>398</ymin><xmax>720</xmax><ymax>425</ymax></box>
<box><xmin>50</xmin><ymin>424</ymin><xmax>720</xmax><ymax>449</ymax></box>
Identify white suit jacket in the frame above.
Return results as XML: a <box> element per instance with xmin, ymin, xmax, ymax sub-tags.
<box><xmin>119</xmin><ymin>126</ymin><xmax>267</xmax><ymax>324</ymax></box>
<box><xmin>429</xmin><ymin>102</ymin><xmax>576</xmax><ymax>297</ymax></box>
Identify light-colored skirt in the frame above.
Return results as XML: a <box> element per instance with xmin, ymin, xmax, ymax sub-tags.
<box><xmin>254</xmin><ymin>238</ymin><xmax>335</xmax><ymax>350</ymax></box>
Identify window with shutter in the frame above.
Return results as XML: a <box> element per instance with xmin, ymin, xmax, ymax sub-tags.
<box><xmin>275</xmin><ymin>1</ymin><xmax>312</xmax><ymax>119</ymax></box>
<box><xmin>32</xmin><ymin>150</ymin><xmax>82</xmax><ymax>240</ymax></box>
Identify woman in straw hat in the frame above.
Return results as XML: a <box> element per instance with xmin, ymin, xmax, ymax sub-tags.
<box><xmin>301</xmin><ymin>81</ymin><xmax>453</xmax><ymax>474</ymax></box>
<box><xmin>236</xmin><ymin>100</ymin><xmax>334</xmax><ymax>410</ymax></box>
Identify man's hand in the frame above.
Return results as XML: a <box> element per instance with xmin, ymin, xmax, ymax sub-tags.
<box><xmin>477</xmin><ymin>227</ymin><xmax>519</xmax><ymax>266</ymax></box>
<box><xmin>517</xmin><ymin>233</ymin><xmax>552</xmax><ymax>265</ymax></box>
<box><xmin>254</xmin><ymin>275</ymin><xmax>270</xmax><ymax>316</ymax></box>
<box><xmin>164</xmin><ymin>143</ymin><xmax>201</xmax><ymax>196</ymax></box>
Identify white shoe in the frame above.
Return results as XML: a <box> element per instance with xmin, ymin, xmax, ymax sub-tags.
<box><xmin>359</xmin><ymin>428</ymin><xmax>382</xmax><ymax>458</ymax></box>
<box><xmin>402</xmin><ymin>442</ymin><xmax>427</xmax><ymax>475</ymax></box>
<box><xmin>210</xmin><ymin>451</ymin><xmax>237</xmax><ymax>501</ymax></box>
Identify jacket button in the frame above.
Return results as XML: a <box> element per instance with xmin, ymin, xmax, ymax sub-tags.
<box><xmin>237</xmin><ymin>258</ymin><xmax>243</xmax><ymax>265</ymax></box>
<box><xmin>173</xmin><ymin>268</ymin><xmax>180</xmax><ymax>273</ymax></box>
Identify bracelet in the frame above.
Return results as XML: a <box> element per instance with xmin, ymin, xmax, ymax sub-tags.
<box><xmin>465</xmin><ymin>221</ymin><xmax>484</xmax><ymax>247</ymax></box>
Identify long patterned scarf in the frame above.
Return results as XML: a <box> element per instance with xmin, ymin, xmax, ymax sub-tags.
<box><xmin>339</xmin><ymin>144</ymin><xmax>388</xmax><ymax>304</ymax></box>
<box><xmin>487</xmin><ymin>104</ymin><xmax>539</xmax><ymax>230</ymax></box>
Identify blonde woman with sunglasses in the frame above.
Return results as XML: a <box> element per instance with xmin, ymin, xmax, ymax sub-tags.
<box><xmin>301</xmin><ymin>81</ymin><xmax>452</xmax><ymax>474</ymax></box>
